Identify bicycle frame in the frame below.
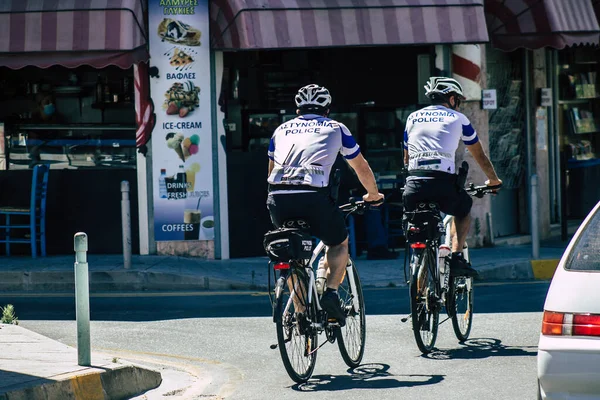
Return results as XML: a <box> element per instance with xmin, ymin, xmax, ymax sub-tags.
<box><xmin>282</xmin><ymin>239</ymin><xmax>361</xmax><ymax>327</ymax></box>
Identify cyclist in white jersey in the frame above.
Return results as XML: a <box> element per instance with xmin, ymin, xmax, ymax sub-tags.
<box><xmin>403</xmin><ymin>77</ymin><xmax>503</xmax><ymax>277</ymax></box>
<box><xmin>267</xmin><ymin>84</ymin><xmax>384</xmax><ymax>325</ymax></box>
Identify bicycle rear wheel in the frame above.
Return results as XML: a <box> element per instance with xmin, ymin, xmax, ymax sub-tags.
<box><xmin>335</xmin><ymin>258</ymin><xmax>366</xmax><ymax>368</ymax></box>
<box><xmin>275</xmin><ymin>267</ymin><xmax>318</xmax><ymax>383</ymax></box>
<box><xmin>449</xmin><ymin>276</ymin><xmax>474</xmax><ymax>342</ymax></box>
<box><xmin>409</xmin><ymin>247</ymin><xmax>439</xmax><ymax>354</ymax></box>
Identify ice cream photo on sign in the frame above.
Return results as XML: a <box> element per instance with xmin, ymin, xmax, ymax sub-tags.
<box><xmin>182</xmin><ymin>134</ymin><xmax>199</xmax><ymax>159</ymax></box>
<box><xmin>165</xmin><ymin>132</ymin><xmax>199</xmax><ymax>162</ymax></box>
<box><xmin>166</xmin><ymin>132</ymin><xmax>185</xmax><ymax>162</ymax></box>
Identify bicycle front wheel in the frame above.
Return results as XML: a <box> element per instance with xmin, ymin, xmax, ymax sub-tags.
<box><xmin>335</xmin><ymin>258</ymin><xmax>366</xmax><ymax>368</ymax></box>
<box><xmin>275</xmin><ymin>267</ymin><xmax>318</xmax><ymax>383</ymax></box>
<box><xmin>409</xmin><ymin>248</ymin><xmax>439</xmax><ymax>354</ymax></box>
<box><xmin>449</xmin><ymin>276</ymin><xmax>474</xmax><ymax>342</ymax></box>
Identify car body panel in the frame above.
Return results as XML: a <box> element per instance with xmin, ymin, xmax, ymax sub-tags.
<box><xmin>538</xmin><ymin>200</ymin><xmax>600</xmax><ymax>400</ymax></box>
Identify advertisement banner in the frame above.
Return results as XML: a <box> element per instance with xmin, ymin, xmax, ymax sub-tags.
<box><xmin>149</xmin><ymin>0</ymin><xmax>214</xmax><ymax>241</ymax></box>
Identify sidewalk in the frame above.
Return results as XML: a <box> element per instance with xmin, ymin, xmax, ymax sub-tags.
<box><xmin>0</xmin><ymin>241</ymin><xmax>568</xmax><ymax>293</ymax></box>
<box><xmin>0</xmin><ymin>324</ymin><xmax>161</xmax><ymax>399</ymax></box>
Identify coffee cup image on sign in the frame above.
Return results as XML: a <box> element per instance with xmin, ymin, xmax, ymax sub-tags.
<box><xmin>158</xmin><ymin>18</ymin><xmax>201</xmax><ymax>46</ymax></box>
<box><xmin>201</xmin><ymin>216</ymin><xmax>214</xmax><ymax>240</ymax></box>
<box><xmin>164</xmin><ymin>81</ymin><xmax>200</xmax><ymax>118</ymax></box>
<box><xmin>184</xmin><ymin>209</ymin><xmax>201</xmax><ymax>240</ymax></box>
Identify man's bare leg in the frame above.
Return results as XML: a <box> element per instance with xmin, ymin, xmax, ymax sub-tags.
<box><xmin>288</xmin><ymin>273</ymin><xmax>308</xmax><ymax>313</ymax></box>
<box><xmin>451</xmin><ymin>214</ymin><xmax>471</xmax><ymax>253</ymax></box>
<box><xmin>324</xmin><ymin>238</ymin><xmax>349</xmax><ymax>290</ymax></box>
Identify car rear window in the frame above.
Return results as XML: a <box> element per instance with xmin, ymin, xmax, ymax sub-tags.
<box><xmin>565</xmin><ymin>206</ymin><xmax>600</xmax><ymax>271</ymax></box>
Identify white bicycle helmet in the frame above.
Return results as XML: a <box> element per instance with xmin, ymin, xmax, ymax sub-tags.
<box><xmin>424</xmin><ymin>77</ymin><xmax>466</xmax><ymax>100</ymax></box>
<box><xmin>295</xmin><ymin>84</ymin><xmax>332</xmax><ymax>109</ymax></box>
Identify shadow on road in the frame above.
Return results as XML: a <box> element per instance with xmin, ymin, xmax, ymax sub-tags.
<box><xmin>424</xmin><ymin>338</ymin><xmax>537</xmax><ymax>360</ymax></box>
<box><xmin>293</xmin><ymin>363</ymin><xmax>444</xmax><ymax>392</ymax></box>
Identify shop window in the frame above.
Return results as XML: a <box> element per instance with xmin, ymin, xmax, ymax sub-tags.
<box><xmin>486</xmin><ymin>49</ymin><xmax>526</xmax><ymax>190</ymax></box>
<box><xmin>0</xmin><ymin>65</ymin><xmax>136</xmax><ymax>170</ymax></box>
<box><xmin>557</xmin><ymin>47</ymin><xmax>600</xmax><ymax>218</ymax></box>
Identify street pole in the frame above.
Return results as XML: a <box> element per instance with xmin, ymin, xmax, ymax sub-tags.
<box><xmin>531</xmin><ymin>174</ymin><xmax>540</xmax><ymax>259</ymax></box>
<box><xmin>121</xmin><ymin>180</ymin><xmax>132</xmax><ymax>269</ymax></box>
<box><xmin>74</xmin><ymin>232</ymin><xmax>90</xmax><ymax>367</ymax></box>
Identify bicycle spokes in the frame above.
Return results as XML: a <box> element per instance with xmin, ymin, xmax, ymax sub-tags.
<box><xmin>275</xmin><ymin>269</ymin><xmax>318</xmax><ymax>383</ymax></box>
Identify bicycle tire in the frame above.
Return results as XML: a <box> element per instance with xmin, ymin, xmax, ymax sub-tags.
<box><xmin>335</xmin><ymin>258</ymin><xmax>366</xmax><ymax>368</ymax></box>
<box><xmin>449</xmin><ymin>276</ymin><xmax>474</xmax><ymax>342</ymax></box>
<box><xmin>275</xmin><ymin>267</ymin><xmax>318</xmax><ymax>383</ymax></box>
<box><xmin>409</xmin><ymin>247</ymin><xmax>439</xmax><ymax>354</ymax></box>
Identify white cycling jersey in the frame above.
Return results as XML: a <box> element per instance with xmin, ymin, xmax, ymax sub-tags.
<box><xmin>267</xmin><ymin>114</ymin><xmax>360</xmax><ymax>191</ymax></box>
<box><xmin>403</xmin><ymin>105</ymin><xmax>479</xmax><ymax>175</ymax></box>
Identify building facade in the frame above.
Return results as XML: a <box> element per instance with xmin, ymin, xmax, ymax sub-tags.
<box><xmin>0</xmin><ymin>0</ymin><xmax>598</xmax><ymax>259</ymax></box>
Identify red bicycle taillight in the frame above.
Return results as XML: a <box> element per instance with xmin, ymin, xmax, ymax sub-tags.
<box><xmin>573</xmin><ymin>314</ymin><xmax>600</xmax><ymax>337</ymax></box>
<box><xmin>410</xmin><ymin>243</ymin><xmax>426</xmax><ymax>249</ymax></box>
<box><xmin>541</xmin><ymin>311</ymin><xmax>564</xmax><ymax>335</ymax></box>
<box><xmin>273</xmin><ymin>262</ymin><xmax>290</xmax><ymax>270</ymax></box>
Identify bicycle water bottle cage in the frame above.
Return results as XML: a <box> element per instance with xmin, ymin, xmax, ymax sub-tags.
<box><xmin>403</xmin><ymin>202</ymin><xmax>444</xmax><ymax>243</ymax></box>
<box><xmin>263</xmin><ymin>227</ymin><xmax>314</xmax><ymax>262</ymax></box>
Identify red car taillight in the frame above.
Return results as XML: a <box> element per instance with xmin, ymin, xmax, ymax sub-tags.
<box><xmin>573</xmin><ymin>314</ymin><xmax>600</xmax><ymax>336</ymax></box>
<box><xmin>542</xmin><ymin>310</ymin><xmax>600</xmax><ymax>337</ymax></box>
<box><xmin>273</xmin><ymin>262</ymin><xmax>290</xmax><ymax>270</ymax></box>
<box><xmin>541</xmin><ymin>311</ymin><xmax>564</xmax><ymax>335</ymax></box>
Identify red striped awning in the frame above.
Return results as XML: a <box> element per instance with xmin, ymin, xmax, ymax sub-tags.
<box><xmin>210</xmin><ymin>0</ymin><xmax>489</xmax><ymax>50</ymax></box>
<box><xmin>0</xmin><ymin>0</ymin><xmax>148</xmax><ymax>69</ymax></box>
<box><xmin>485</xmin><ymin>0</ymin><xmax>600</xmax><ymax>51</ymax></box>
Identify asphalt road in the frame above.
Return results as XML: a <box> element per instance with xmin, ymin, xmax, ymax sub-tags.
<box><xmin>0</xmin><ymin>281</ymin><xmax>550</xmax><ymax>320</ymax></box>
<box><xmin>3</xmin><ymin>282</ymin><xmax>550</xmax><ymax>400</ymax></box>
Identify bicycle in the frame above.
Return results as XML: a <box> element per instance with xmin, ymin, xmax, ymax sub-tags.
<box><xmin>401</xmin><ymin>179</ymin><xmax>500</xmax><ymax>354</ymax></box>
<box><xmin>264</xmin><ymin>199</ymin><xmax>374</xmax><ymax>383</ymax></box>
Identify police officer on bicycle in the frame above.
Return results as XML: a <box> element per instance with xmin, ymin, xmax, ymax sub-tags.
<box><xmin>267</xmin><ymin>84</ymin><xmax>384</xmax><ymax>326</ymax></box>
<box><xmin>403</xmin><ymin>77</ymin><xmax>503</xmax><ymax>278</ymax></box>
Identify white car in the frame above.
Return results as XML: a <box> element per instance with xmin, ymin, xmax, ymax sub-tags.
<box><xmin>538</xmin><ymin>200</ymin><xmax>600</xmax><ymax>400</ymax></box>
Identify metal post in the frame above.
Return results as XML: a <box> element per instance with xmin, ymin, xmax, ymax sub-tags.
<box><xmin>74</xmin><ymin>232</ymin><xmax>90</xmax><ymax>367</ymax></box>
<box><xmin>486</xmin><ymin>212</ymin><xmax>494</xmax><ymax>246</ymax></box>
<box><xmin>531</xmin><ymin>175</ymin><xmax>540</xmax><ymax>259</ymax></box>
<box><xmin>121</xmin><ymin>181</ymin><xmax>132</xmax><ymax>269</ymax></box>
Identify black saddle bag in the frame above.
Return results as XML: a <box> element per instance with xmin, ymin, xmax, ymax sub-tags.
<box><xmin>403</xmin><ymin>205</ymin><xmax>444</xmax><ymax>243</ymax></box>
<box><xmin>263</xmin><ymin>228</ymin><xmax>314</xmax><ymax>262</ymax></box>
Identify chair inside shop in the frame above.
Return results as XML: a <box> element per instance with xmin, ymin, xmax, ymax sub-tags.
<box><xmin>0</xmin><ymin>164</ymin><xmax>50</xmax><ymax>257</ymax></box>
<box><xmin>345</xmin><ymin>176</ymin><xmax>406</xmax><ymax>259</ymax></box>
<box><xmin>378</xmin><ymin>176</ymin><xmax>406</xmax><ymax>249</ymax></box>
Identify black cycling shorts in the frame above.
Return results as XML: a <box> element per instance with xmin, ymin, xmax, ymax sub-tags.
<box><xmin>266</xmin><ymin>191</ymin><xmax>348</xmax><ymax>246</ymax></box>
<box><xmin>403</xmin><ymin>177</ymin><xmax>473</xmax><ymax>218</ymax></box>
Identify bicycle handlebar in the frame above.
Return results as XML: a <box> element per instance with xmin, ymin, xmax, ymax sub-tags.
<box><xmin>465</xmin><ymin>182</ymin><xmax>503</xmax><ymax>198</ymax></box>
<box><xmin>397</xmin><ymin>182</ymin><xmax>502</xmax><ymax>198</ymax></box>
<box><xmin>338</xmin><ymin>198</ymin><xmax>383</xmax><ymax>214</ymax></box>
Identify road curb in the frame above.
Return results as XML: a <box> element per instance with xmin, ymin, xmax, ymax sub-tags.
<box><xmin>475</xmin><ymin>260</ymin><xmax>534</xmax><ymax>281</ymax></box>
<box><xmin>0</xmin><ymin>364</ymin><xmax>162</xmax><ymax>400</ymax></box>
<box><xmin>0</xmin><ymin>271</ymin><xmax>267</xmax><ymax>293</ymax></box>
<box><xmin>0</xmin><ymin>258</ymin><xmax>560</xmax><ymax>294</ymax></box>
<box><xmin>531</xmin><ymin>259</ymin><xmax>560</xmax><ymax>280</ymax></box>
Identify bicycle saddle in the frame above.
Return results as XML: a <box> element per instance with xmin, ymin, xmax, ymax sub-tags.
<box><xmin>281</xmin><ymin>219</ymin><xmax>311</xmax><ymax>230</ymax></box>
